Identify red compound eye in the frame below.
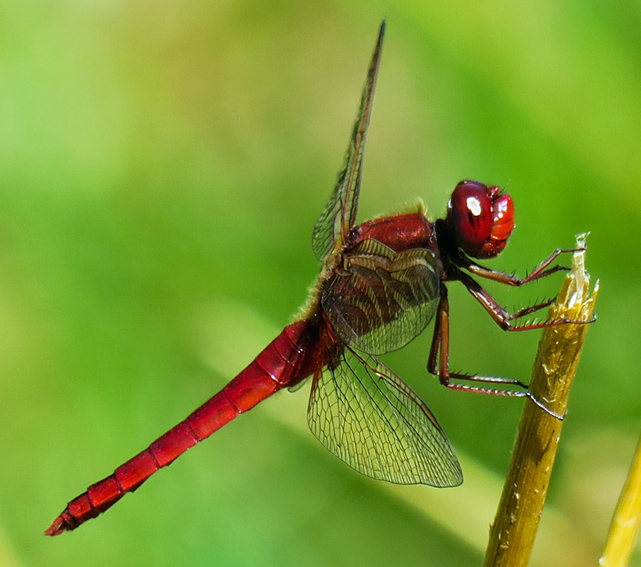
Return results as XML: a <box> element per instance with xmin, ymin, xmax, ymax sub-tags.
<box><xmin>446</xmin><ymin>180</ymin><xmax>515</xmax><ymax>259</ymax></box>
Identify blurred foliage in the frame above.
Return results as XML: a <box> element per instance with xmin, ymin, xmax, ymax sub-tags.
<box><xmin>1</xmin><ymin>1</ymin><xmax>639</xmax><ymax>565</ymax></box>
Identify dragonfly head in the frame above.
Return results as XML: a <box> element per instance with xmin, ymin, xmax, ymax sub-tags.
<box><xmin>446</xmin><ymin>180</ymin><xmax>515</xmax><ymax>259</ymax></box>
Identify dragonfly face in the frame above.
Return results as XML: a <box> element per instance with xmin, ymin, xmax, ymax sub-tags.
<box><xmin>445</xmin><ymin>180</ymin><xmax>515</xmax><ymax>259</ymax></box>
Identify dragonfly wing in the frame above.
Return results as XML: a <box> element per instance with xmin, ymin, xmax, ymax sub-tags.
<box><xmin>308</xmin><ymin>347</ymin><xmax>462</xmax><ymax>486</ymax></box>
<box><xmin>323</xmin><ymin>239</ymin><xmax>440</xmax><ymax>355</ymax></box>
<box><xmin>311</xmin><ymin>21</ymin><xmax>385</xmax><ymax>263</ymax></box>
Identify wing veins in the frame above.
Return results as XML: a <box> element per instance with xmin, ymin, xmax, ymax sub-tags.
<box><xmin>341</xmin><ymin>351</ymin><xmax>390</xmax><ymax>474</ymax></box>
<box><xmin>311</xmin><ymin>22</ymin><xmax>386</xmax><ymax>262</ymax></box>
<box><xmin>350</xmin><ymin>348</ymin><xmax>435</xmax><ymax>453</ymax></box>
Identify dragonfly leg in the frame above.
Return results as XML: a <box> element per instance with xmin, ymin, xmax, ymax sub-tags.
<box><xmin>457</xmin><ymin>271</ymin><xmax>595</xmax><ymax>331</ymax></box>
<box><xmin>427</xmin><ymin>288</ymin><xmax>564</xmax><ymax>420</ymax></box>
<box><xmin>463</xmin><ymin>247</ymin><xmax>582</xmax><ymax>286</ymax></box>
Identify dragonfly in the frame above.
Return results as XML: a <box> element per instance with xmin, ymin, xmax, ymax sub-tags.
<box><xmin>46</xmin><ymin>21</ymin><xmax>586</xmax><ymax>536</ymax></box>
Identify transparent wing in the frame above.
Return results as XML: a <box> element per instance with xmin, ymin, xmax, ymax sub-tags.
<box><xmin>308</xmin><ymin>347</ymin><xmax>462</xmax><ymax>486</ymax></box>
<box><xmin>323</xmin><ymin>239</ymin><xmax>440</xmax><ymax>355</ymax></box>
<box><xmin>311</xmin><ymin>21</ymin><xmax>385</xmax><ymax>263</ymax></box>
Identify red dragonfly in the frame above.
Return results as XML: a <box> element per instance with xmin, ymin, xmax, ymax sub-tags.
<box><xmin>46</xmin><ymin>21</ymin><xmax>584</xmax><ymax>536</ymax></box>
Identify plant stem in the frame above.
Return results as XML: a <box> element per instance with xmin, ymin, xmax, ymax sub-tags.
<box><xmin>482</xmin><ymin>234</ymin><xmax>599</xmax><ymax>567</ymax></box>
<box><xmin>599</xmin><ymin>434</ymin><xmax>641</xmax><ymax>567</ymax></box>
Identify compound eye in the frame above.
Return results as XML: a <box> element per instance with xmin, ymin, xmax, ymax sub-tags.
<box><xmin>447</xmin><ymin>180</ymin><xmax>493</xmax><ymax>256</ymax></box>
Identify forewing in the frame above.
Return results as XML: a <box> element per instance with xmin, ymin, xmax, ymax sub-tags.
<box><xmin>311</xmin><ymin>22</ymin><xmax>385</xmax><ymax>263</ymax></box>
<box><xmin>308</xmin><ymin>347</ymin><xmax>462</xmax><ymax>486</ymax></box>
<box><xmin>323</xmin><ymin>239</ymin><xmax>440</xmax><ymax>355</ymax></box>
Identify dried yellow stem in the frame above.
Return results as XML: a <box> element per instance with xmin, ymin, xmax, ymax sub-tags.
<box><xmin>483</xmin><ymin>234</ymin><xmax>599</xmax><ymax>567</ymax></box>
<box><xmin>599</xmin><ymin>434</ymin><xmax>641</xmax><ymax>567</ymax></box>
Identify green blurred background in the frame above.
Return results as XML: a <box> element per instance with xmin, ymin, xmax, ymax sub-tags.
<box><xmin>1</xmin><ymin>1</ymin><xmax>639</xmax><ymax>565</ymax></box>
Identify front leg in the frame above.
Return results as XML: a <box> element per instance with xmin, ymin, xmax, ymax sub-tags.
<box><xmin>463</xmin><ymin>247</ymin><xmax>581</xmax><ymax>286</ymax></box>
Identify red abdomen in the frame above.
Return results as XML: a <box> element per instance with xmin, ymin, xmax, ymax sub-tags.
<box><xmin>45</xmin><ymin>320</ymin><xmax>320</xmax><ymax>536</ymax></box>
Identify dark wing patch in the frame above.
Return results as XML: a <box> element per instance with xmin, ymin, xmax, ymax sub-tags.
<box><xmin>323</xmin><ymin>240</ymin><xmax>440</xmax><ymax>355</ymax></box>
